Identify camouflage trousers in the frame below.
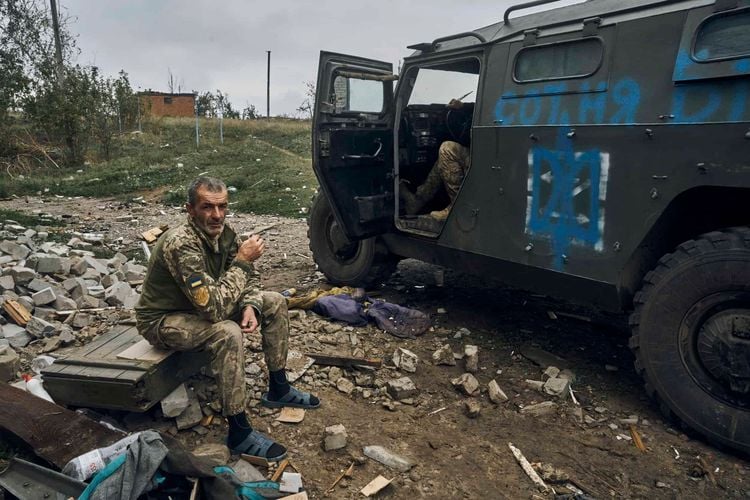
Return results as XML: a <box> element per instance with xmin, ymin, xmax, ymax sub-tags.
<box><xmin>415</xmin><ymin>141</ymin><xmax>471</xmax><ymax>203</ymax></box>
<box><xmin>141</xmin><ymin>291</ymin><xmax>289</xmax><ymax>416</ymax></box>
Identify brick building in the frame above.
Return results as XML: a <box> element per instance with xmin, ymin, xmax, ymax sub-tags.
<box><xmin>139</xmin><ymin>92</ymin><xmax>195</xmax><ymax>118</ymax></box>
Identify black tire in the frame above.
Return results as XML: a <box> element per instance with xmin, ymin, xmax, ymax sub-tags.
<box><xmin>629</xmin><ymin>227</ymin><xmax>750</xmax><ymax>455</ymax></box>
<box><xmin>307</xmin><ymin>193</ymin><xmax>397</xmax><ymax>287</ymax></box>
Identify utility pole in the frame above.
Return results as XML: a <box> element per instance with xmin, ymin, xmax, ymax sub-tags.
<box><xmin>49</xmin><ymin>0</ymin><xmax>65</xmax><ymax>83</ymax></box>
<box><xmin>194</xmin><ymin>92</ymin><xmax>200</xmax><ymax>149</ymax></box>
<box><xmin>266</xmin><ymin>50</ymin><xmax>271</xmax><ymax>118</ymax></box>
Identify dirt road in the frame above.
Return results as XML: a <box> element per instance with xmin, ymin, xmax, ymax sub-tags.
<box><xmin>2</xmin><ymin>195</ymin><xmax>748</xmax><ymax>499</ymax></box>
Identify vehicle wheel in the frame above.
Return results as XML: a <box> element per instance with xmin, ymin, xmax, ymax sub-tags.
<box><xmin>629</xmin><ymin>228</ymin><xmax>750</xmax><ymax>455</ymax></box>
<box><xmin>307</xmin><ymin>194</ymin><xmax>397</xmax><ymax>287</ymax></box>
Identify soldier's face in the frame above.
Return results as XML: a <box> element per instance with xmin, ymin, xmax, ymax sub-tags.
<box><xmin>187</xmin><ymin>187</ymin><xmax>228</xmax><ymax>238</ymax></box>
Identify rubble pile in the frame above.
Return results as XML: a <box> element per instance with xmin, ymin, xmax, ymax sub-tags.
<box><xmin>0</xmin><ymin>219</ymin><xmax>144</xmax><ymax>380</ymax></box>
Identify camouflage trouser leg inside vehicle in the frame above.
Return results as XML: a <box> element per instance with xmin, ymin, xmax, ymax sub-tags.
<box><xmin>142</xmin><ymin>291</ymin><xmax>289</xmax><ymax>416</ymax></box>
<box><xmin>437</xmin><ymin>141</ymin><xmax>471</xmax><ymax>202</ymax></box>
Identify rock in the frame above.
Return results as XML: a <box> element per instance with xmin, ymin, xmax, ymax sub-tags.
<box><xmin>53</xmin><ymin>295</ymin><xmax>77</xmax><ymax>311</ymax></box>
<box><xmin>101</xmin><ymin>274</ymin><xmax>119</xmax><ymax>288</ymax></box>
<box><xmin>386</xmin><ymin>377</ymin><xmax>417</xmax><ymax>400</ymax></box>
<box><xmin>123</xmin><ymin>262</ymin><xmax>147</xmax><ymax>282</ymax></box>
<box><xmin>543</xmin><ymin>377</ymin><xmax>570</xmax><ymax>397</ymax></box>
<box><xmin>363</xmin><ymin>445</ymin><xmax>414</xmax><ymax>472</ymax></box>
<box><xmin>161</xmin><ymin>384</ymin><xmax>190</xmax><ymax>418</ymax></box>
<box><xmin>105</xmin><ymin>281</ymin><xmax>133</xmax><ymax>306</ymax></box>
<box><xmin>176</xmin><ymin>398</ymin><xmax>203</xmax><ymax>430</ymax></box>
<box><xmin>336</xmin><ymin>377</ymin><xmax>355</xmax><ymax>395</ymax></box>
<box><xmin>0</xmin><ymin>241</ymin><xmax>30</xmax><ymax>260</ymax></box>
<box><xmin>558</xmin><ymin>369</ymin><xmax>576</xmax><ymax>383</ymax></box>
<box><xmin>353</xmin><ymin>372</ymin><xmax>374</xmax><ymax>387</ymax></box>
<box><xmin>9</xmin><ymin>266</ymin><xmax>35</xmax><ymax>284</ymax></box>
<box><xmin>520</xmin><ymin>401</ymin><xmax>557</xmax><ymax>417</ymax></box>
<box><xmin>76</xmin><ymin>295</ymin><xmax>99</xmax><ymax>309</ymax></box>
<box><xmin>27</xmin><ymin>278</ymin><xmax>50</xmax><ymax>292</ymax></box>
<box><xmin>191</xmin><ymin>443</ymin><xmax>230</xmax><ymax>466</ymax></box>
<box><xmin>32</xmin><ymin>287</ymin><xmax>56</xmax><ymax>306</ymax></box>
<box><xmin>25</xmin><ymin>316</ymin><xmax>55</xmax><ymax>338</ymax></box>
<box><xmin>82</xmin><ymin>255</ymin><xmax>108</xmax><ymax>275</ymax></box>
<box><xmin>69</xmin><ymin>258</ymin><xmax>88</xmax><ymax>276</ymax></box>
<box><xmin>0</xmin><ymin>346</ymin><xmax>20</xmax><ymax>381</ymax></box>
<box><xmin>88</xmin><ymin>285</ymin><xmax>105</xmax><ymax>298</ymax></box>
<box><xmin>324</xmin><ymin>424</ymin><xmax>348</xmax><ymax>451</ymax></box>
<box><xmin>33</xmin><ymin>307</ymin><xmax>56</xmax><ymax>321</ymax></box>
<box><xmin>32</xmin><ymin>254</ymin><xmax>71</xmax><ymax>274</ymax></box>
<box><xmin>2</xmin><ymin>324</ymin><xmax>32</xmax><ymax>348</ymax></box>
<box><xmin>72</xmin><ymin>313</ymin><xmax>92</xmax><ymax>329</ymax></box>
<box><xmin>432</xmin><ymin>344</ymin><xmax>456</xmax><ymax>366</ymax></box>
<box><xmin>543</xmin><ymin>366</ymin><xmax>560</xmax><ymax>380</ymax></box>
<box><xmin>0</xmin><ymin>275</ymin><xmax>14</xmax><ymax>291</ymax></box>
<box><xmin>59</xmin><ymin>328</ymin><xmax>76</xmax><ymax>345</ymax></box>
<box><xmin>392</xmin><ymin>348</ymin><xmax>418</xmax><ymax>373</ymax></box>
<box><xmin>451</xmin><ymin>373</ymin><xmax>479</xmax><ymax>396</ymax></box>
<box><xmin>231</xmin><ymin>459</ymin><xmax>265</xmax><ymax>483</ymax></box>
<box><xmin>244</xmin><ymin>362</ymin><xmax>262</xmax><ymax>376</ymax></box>
<box><xmin>464</xmin><ymin>400</ymin><xmax>481</xmax><ymax>418</ymax></box>
<box><xmin>17</xmin><ymin>296</ymin><xmax>35</xmax><ymax>314</ymax></box>
<box><xmin>39</xmin><ymin>336</ymin><xmax>62</xmax><ymax>353</ymax></box>
<box><xmin>328</xmin><ymin>367</ymin><xmax>343</xmax><ymax>382</ymax></box>
<box><xmin>525</xmin><ymin>379</ymin><xmax>545</xmax><ymax>391</ymax></box>
<box><xmin>464</xmin><ymin>345</ymin><xmax>479</xmax><ymax>373</ymax></box>
<box><xmin>488</xmin><ymin>379</ymin><xmax>509</xmax><ymax>403</ymax></box>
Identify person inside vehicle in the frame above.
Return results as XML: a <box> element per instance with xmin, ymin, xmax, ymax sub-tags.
<box><xmin>135</xmin><ymin>176</ymin><xmax>320</xmax><ymax>462</ymax></box>
<box><xmin>400</xmin><ymin>98</ymin><xmax>471</xmax><ymax>221</ymax></box>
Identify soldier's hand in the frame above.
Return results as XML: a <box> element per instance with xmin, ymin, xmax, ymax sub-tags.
<box><xmin>240</xmin><ymin>305</ymin><xmax>259</xmax><ymax>334</ymax></box>
<box><xmin>236</xmin><ymin>234</ymin><xmax>265</xmax><ymax>263</ymax></box>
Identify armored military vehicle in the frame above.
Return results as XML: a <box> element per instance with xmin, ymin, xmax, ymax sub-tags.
<box><xmin>309</xmin><ymin>0</ymin><xmax>750</xmax><ymax>454</ymax></box>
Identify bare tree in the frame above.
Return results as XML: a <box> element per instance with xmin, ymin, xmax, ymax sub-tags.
<box><xmin>296</xmin><ymin>80</ymin><xmax>315</xmax><ymax>120</ymax></box>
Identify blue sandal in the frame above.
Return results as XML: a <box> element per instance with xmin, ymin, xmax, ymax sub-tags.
<box><xmin>261</xmin><ymin>386</ymin><xmax>321</xmax><ymax>409</ymax></box>
<box><xmin>228</xmin><ymin>430</ymin><xmax>287</xmax><ymax>462</ymax></box>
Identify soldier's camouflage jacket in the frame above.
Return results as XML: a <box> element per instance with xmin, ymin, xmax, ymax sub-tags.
<box><xmin>135</xmin><ymin>218</ymin><xmax>262</xmax><ymax>333</ymax></box>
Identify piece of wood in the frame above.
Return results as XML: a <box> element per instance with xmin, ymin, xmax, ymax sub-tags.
<box><xmin>305</xmin><ymin>353</ymin><xmax>382</xmax><ymax>369</ymax></box>
<box><xmin>240</xmin><ymin>454</ymin><xmax>269</xmax><ymax>468</ymax></box>
<box><xmin>360</xmin><ymin>475</ymin><xmax>393</xmax><ymax>497</ymax></box>
<box><xmin>276</xmin><ymin>407</ymin><xmax>305</xmax><ymax>424</ymax></box>
<box><xmin>116</xmin><ymin>339</ymin><xmax>173</xmax><ymax>362</ymax></box>
<box><xmin>699</xmin><ymin>456</ymin><xmax>718</xmax><ymax>486</ymax></box>
<box><xmin>141</xmin><ymin>226</ymin><xmax>165</xmax><ymax>243</ymax></box>
<box><xmin>508</xmin><ymin>442</ymin><xmax>553</xmax><ymax>494</ymax></box>
<box><xmin>0</xmin><ymin>383</ymin><xmax>121</xmax><ymax>469</ymax></box>
<box><xmin>629</xmin><ymin>425</ymin><xmax>647</xmax><ymax>452</ymax></box>
<box><xmin>325</xmin><ymin>461</ymin><xmax>354</xmax><ymax>494</ymax></box>
<box><xmin>200</xmin><ymin>414</ymin><xmax>214</xmax><ymax>427</ymax></box>
<box><xmin>270</xmin><ymin>459</ymin><xmax>290</xmax><ymax>482</ymax></box>
<box><xmin>3</xmin><ymin>300</ymin><xmax>31</xmax><ymax>326</ymax></box>
<box><xmin>54</xmin><ymin>306</ymin><xmax>118</xmax><ymax>316</ymax></box>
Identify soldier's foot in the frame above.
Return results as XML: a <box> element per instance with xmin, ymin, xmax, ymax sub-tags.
<box><xmin>429</xmin><ymin>206</ymin><xmax>451</xmax><ymax>221</ymax></box>
<box><xmin>227</xmin><ymin>429</ymin><xmax>287</xmax><ymax>462</ymax></box>
<box><xmin>262</xmin><ymin>386</ymin><xmax>320</xmax><ymax>409</ymax></box>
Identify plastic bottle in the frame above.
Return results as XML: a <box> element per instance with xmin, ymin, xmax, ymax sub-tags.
<box><xmin>62</xmin><ymin>432</ymin><xmax>142</xmax><ymax>481</ymax></box>
<box><xmin>22</xmin><ymin>374</ymin><xmax>54</xmax><ymax>403</ymax></box>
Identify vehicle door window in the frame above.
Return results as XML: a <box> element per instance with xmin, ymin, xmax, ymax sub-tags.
<box><xmin>514</xmin><ymin>38</ymin><xmax>603</xmax><ymax>82</ymax></box>
<box><xmin>694</xmin><ymin>9</ymin><xmax>750</xmax><ymax>61</ymax></box>
<box><xmin>408</xmin><ymin>68</ymin><xmax>479</xmax><ymax>105</ymax></box>
<box><xmin>332</xmin><ymin>75</ymin><xmax>384</xmax><ymax>113</ymax></box>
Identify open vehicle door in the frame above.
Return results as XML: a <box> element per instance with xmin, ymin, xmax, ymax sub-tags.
<box><xmin>313</xmin><ymin>51</ymin><xmax>396</xmax><ymax>239</ymax></box>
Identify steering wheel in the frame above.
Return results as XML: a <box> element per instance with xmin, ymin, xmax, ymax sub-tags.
<box><xmin>445</xmin><ymin>106</ymin><xmax>471</xmax><ymax>144</ymax></box>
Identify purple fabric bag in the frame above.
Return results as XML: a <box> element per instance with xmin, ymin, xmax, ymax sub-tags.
<box><xmin>366</xmin><ymin>300</ymin><xmax>431</xmax><ymax>339</ymax></box>
<box><xmin>312</xmin><ymin>294</ymin><xmax>369</xmax><ymax>326</ymax></box>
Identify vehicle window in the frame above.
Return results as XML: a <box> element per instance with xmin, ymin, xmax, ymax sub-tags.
<box><xmin>332</xmin><ymin>75</ymin><xmax>383</xmax><ymax>113</ymax></box>
<box><xmin>694</xmin><ymin>10</ymin><xmax>750</xmax><ymax>61</ymax></box>
<box><xmin>408</xmin><ymin>68</ymin><xmax>479</xmax><ymax>105</ymax></box>
<box><xmin>514</xmin><ymin>38</ymin><xmax>603</xmax><ymax>82</ymax></box>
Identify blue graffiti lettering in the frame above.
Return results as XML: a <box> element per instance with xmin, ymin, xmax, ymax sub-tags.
<box><xmin>526</xmin><ymin>129</ymin><xmax>606</xmax><ymax>270</ymax></box>
<box><xmin>672</xmin><ymin>85</ymin><xmax>722</xmax><ymax>123</ymax></box>
<box><xmin>578</xmin><ymin>82</ymin><xmax>607</xmax><ymax>124</ymax></box>
<box><xmin>519</xmin><ymin>93</ymin><xmax>543</xmax><ymax>125</ymax></box>
<box><xmin>610</xmin><ymin>78</ymin><xmax>640</xmax><ymax>124</ymax></box>
<box><xmin>494</xmin><ymin>93</ymin><xmax>517</xmax><ymax>124</ymax></box>
<box><xmin>544</xmin><ymin>83</ymin><xmax>568</xmax><ymax>124</ymax></box>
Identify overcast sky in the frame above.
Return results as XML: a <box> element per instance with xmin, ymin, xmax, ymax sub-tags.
<box><xmin>62</xmin><ymin>0</ymin><xmax>582</xmax><ymax>116</ymax></box>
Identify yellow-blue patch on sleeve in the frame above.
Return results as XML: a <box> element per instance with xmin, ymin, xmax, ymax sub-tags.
<box><xmin>188</xmin><ymin>276</ymin><xmax>203</xmax><ymax>288</ymax></box>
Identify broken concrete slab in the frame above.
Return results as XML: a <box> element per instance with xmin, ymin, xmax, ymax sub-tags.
<box><xmin>336</xmin><ymin>377</ymin><xmax>355</xmax><ymax>395</ymax></box>
<box><xmin>176</xmin><ymin>398</ymin><xmax>203</xmax><ymax>430</ymax></box>
<box><xmin>363</xmin><ymin>445</ymin><xmax>414</xmax><ymax>472</ymax></box>
<box><xmin>53</xmin><ymin>295</ymin><xmax>77</xmax><ymax>312</ymax></box>
<box><xmin>25</xmin><ymin>316</ymin><xmax>55</xmax><ymax>338</ymax></box>
<box><xmin>324</xmin><ymin>424</ymin><xmax>347</xmax><ymax>451</ymax></box>
<box><xmin>9</xmin><ymin>266</ymin><xmax>35</xmax><ymax>284</ymax></box>
<box><xmin>231</xmin><ymin>459</ymin><xmax>265</xmax><ymax>483</ymax></box>
<box><xmin>71</xmin><ymin>313</ymin><xmax>92</xmax><ymax>329</ymax></box>
<box><xmin>386</xmin><ymin>377</ymin><xmax>417</xmax><ymax>401</ymax></box>
<box><xmin>82</xmin><ymin>256</ymin><xmax>108</xmax><ymax>275</ymax></box>
<box><xmin>104</xmin><ymin>281</ymin><xmax>133</xmax><ymax>307</ymax></box>
<box><xmin>191</xmin><ymin>443</ymin><xmax>229</xmax><ymax>466</ymax></box>
<box><xmin>451</xmin><ymin>373</ymin><xmax>479</xmax><ymax>396</ymax></box>
<box><xmin>31</xmin><ymin>254</ymin><xmax>71</xmax><ymax>275</ymax></box>
<box><xmin>0</xmin><ymin>275</ymin><xmax>14</xmax><ymax>291</ymax></box>
<box><xmin>161</xmin><ymin>383</ymin><xmax>190</xmax><ymax>418</ymax></box>
<box><xmin>543</xmin><ymin>377</ymin><xmax>570</xmax><ymax>397</ymax></box>
<box><xmin>0</xmin><ymin>241</ymin><xmax>30</xmax><ymax>261</ymax></box>
<box><xmin>543</xmin><ymin>366</ymin><xmax>561</xmax><ymax>380</ymax></box>
<box><xmin>2</xmin><ymin>324</ymin><xmax>32</xmax><ymax>349</ymax></box>
<box><xmin>432</xmin><ymin>344</ymin><xmax>456</xmax><ymax>366</ymax></box>
<box><xmin>488</xmin><ymin>380</ymin><xmax>509</xmax><ymax>404</ymax></box>
<box><xmin>392</xmin><ymin>348</ymin><xmax>418</xmax><ymax>373</ymax></box>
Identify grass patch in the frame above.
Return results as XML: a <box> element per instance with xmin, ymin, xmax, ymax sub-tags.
<box><xmin>0</xmin><ymin>208</ymin><xmax>64</xmax><ymax>227</ymax></box>
<box><xmin>0</xmin><ymin>118</ymin><xmax>318</xmax><ymax>218</ymax></box>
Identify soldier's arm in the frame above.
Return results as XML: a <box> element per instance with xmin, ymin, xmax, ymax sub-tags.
<box><xmin>228</xmin><ymin>234</ymin><xmax>264</xmax><ymax>314</ymax></box>
<box><xmin>162</xmin><ymin>236</ymin><xmax>252</xmax><ymax>323</ymax></box>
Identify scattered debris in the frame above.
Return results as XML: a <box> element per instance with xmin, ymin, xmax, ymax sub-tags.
<box><xmin>392</xmin><ymin>347</ymin><xmax>419</xmax><ymax>373</ymax></box>
<box><xmin>324</xmin><ymin>424</ymin><xmax>348</xmax><ymax>451</ymax></box>
<box><xmin>386</xmin><ymin>377</ymin><xmax>418</xmax><ymax>401</ymax></box>
<box><xmin>464</xmin><ymin>400</ymin><xmax>481</xmax><ymax>418</ymax></box>
<box><xmin>488</xmin><ymin>380</ymin><xmax>508</xmax><ymax>404</ymax></box>
<box><xmin>451</xmin><ymin>373</ymin><xmax>479</xmax><ymax>396</ymax></box>
<box><xmin>279</xmin><ymin>472</ymin><xmax>303</xmax><ymax>494</ymax></box>
<box><xmin>276</xmin><ymin>407</ymin><xmax>306</xmax><ymax>424</ymax></box>
<box><xmin>363</xmin><ymin>445</ymin><xmax>414</xmax><ymax>472</ymax></box>
<box><xmin>508</xmin><ymin>442</ymin><xmax>553</xmax><ymax>493</ymax></box>
<box><xmin>520</xmin><ymin>401</ymin><xmax>557</xmax><ymax>417</ymax></box>
<box><xmin>630</xmin><ymin>425</ymin><xmax>647</xmax><ymax>452</ymax></box>
<box><xmin>432</xmin><ymin>344</ymin><xmax>456</xmax><ymax>366</ymax></box>
<box><xmin>464</xmin><ymin>344</ymin><xmax>479</xmax><ymax>373</ymax></box>
<box><xmin>160</xmin><ymin>383</ymin><xmax>190</xmax><ymax>418</ymax></box>
<box><xmin>271</xmin><ymin>459</ymin><xmax>291</xmax><ymax>482</ymax></box>
<box><xmin>360</xmin><ymin>475</ymin><xmax>393</xmax><ymax>497</ymax></box>
<box><xmin>324</xmin><ymin>461</ymin><xmax>354</xmax><ymax>494</ymax></box>
<box><xmin>306</xmin><ymin>352</ymin><xmax>382</xmax><ymax>369</ymax></box>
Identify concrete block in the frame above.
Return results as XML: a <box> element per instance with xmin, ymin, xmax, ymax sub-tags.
<box><xmin>75</xmin><ymin>295</ymin><xmax>99</xmax><ymax>309</ymax></box>
<box><xmin>32</xmin><ymin>287</ymin><xmax>56</xmax><ymax>306</ymax></box>
<box><xmin>451</xmin><ymin>373</ymin><xmax>479</xmax><ymax>396</ymax></box>
<box><xmin>123</xmin><ymin>263</ymin><xmax>147</xmax><ymax>283</ymax></box>
<box><xmin>488</xmin><ymin>379</ymin><xmax>508</xmax><ymax>404</ymax></box>
<box><xmin>324</xmin><ymin>424</ymin><xmax>348</xmax><ymax>451</ymax></box>
<box><xmin>105</xmin><ymin>281</ymin><xmax>132</xmax><ymax>306</ymax></box>
<box><xmin>25</xmin><ymin>316</ymin><xmax>55</xmax><ymax>338</ymax></box>
<box><xmin>230</xmin><ymin>459</ymin><xmax>265</xmax><ymax>483</ymax></box>
<box><xmin>392</xmin><ymin>347</ymin><xmax>418</xmax><ymax>373</ymax></box>
<box><xmin>31</xmin><ymin>254</ymin><xmax>71</xmax><ymax>274</ymax></box>
<box><xmin>27</xmin><ymin>278</ymin><xmax>50</xmax><ymax>293</ymax></box>
<box><xmin>0</xmin><ymin>241</ymin><xmax>30</xmax><ymax>260</ymax></box>
<box><xmin>464</xmin><ymin>345</ymin><xmax>479</xmax><ymax>373</ymax></box>
<box><xmin>101</xmin><ymin>273</ymin><xmax>119</xmax><ymax>288</ymax></box>
<box><xmin>386</xmin><ymin>377</ymin><xmax>417</xmax><ymax>401</ymax></box>
<box><xmin>176</xmin><ymin>398</ymin><xmax>203</xmax><ymax>430</ymax></box>
<box><xmin>87</xmin><ymin>285</ymin><xmax>106</xmax><ymax>298</ymax></box>
<box><xmin>336</xmin><ymin>377</ymin><xmax>355</xmax><ymax>395</ymax></box>
<box><xmin>9</xmin><ymin>266</ymin><xmax>35</xmax><ymax>284</ymax></box>
<box><xmin>543</xmin><ymin>377</ymin><xmax>570</xmax><ymax>397</ymax></box>
<box><xmin>72</xmin><ymin>312</ymin><xmax>92</xmax><ymax>329</ymax></box>
<box><xmin>32</xmin><ymin>307</ymin><xmax>56</xmax><ymax>321</ymax></box>
<box><xmin>0</xmin><ymin>275</ymin><xmax>14</xmax><ymax>291</ymax></box>
<box><xmin>69</xmin><ymin>257</ymin><xmax>88</xmax><ymax>276</ymax></box>
<box><xmin>82</xmin><ymin>255</ymin><xmax>108</xmax><ymax>275</ymax></box>
<box><xmin>363</xmin><ymin>445</ymin><xmax>414</xmax><ymax>472</ymax></box>
<box><xmin>191</xmin><ymin>443</ymin><xmax>229</xmax><ymax>466</ymax></box>
<box><xmin>161</xmin><ymin>383</ymin><xmax>190</xmax><ymax>418</ymax></box>
<box><xmin>0</xmin><ymin>346</ymin><xmax>20</xmax><ymax>381</ymax></box>
<box><xmin>520</xmin><ymin>401</ymin><xmax>557</xmax><ymax>417</ymax></box>
<box><xmin>53</xmin><ymin>295</ymin><xmax>77</xmax><ymax>311</ymax></box>
<box><xmin>432</xmin><ymin>344</ymin><xmax>456</xmax><ymax>366</ymax></box>
<box><xmin>2</xmin><ymin>324</ymin><xmax>31</xmax><ymax>348</ymax></box>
